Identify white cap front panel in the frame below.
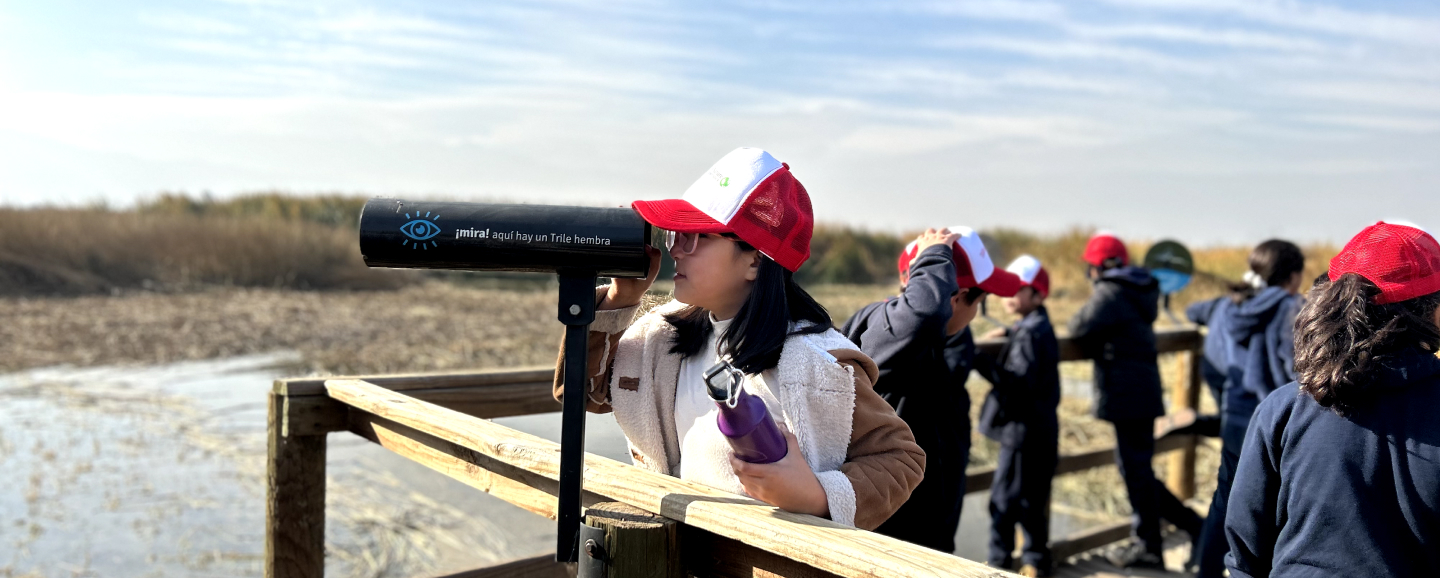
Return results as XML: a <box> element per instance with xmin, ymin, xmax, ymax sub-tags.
<box><xmin>681</xmin><ymin>147</ymin><xmax>785</xmax><ymax>225</ymax></box>
<box><xmin>948</xmin><ymin>225</ymin><xmax>995</xmax><ymax>282</ymax></box>
<box><xmin>1006</xmin><ymin>254</ymin><xmax>1043</xmax><ymax>284</ymax></box>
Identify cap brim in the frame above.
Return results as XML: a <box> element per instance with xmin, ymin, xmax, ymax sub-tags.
<box><xmin>978</xmin><ymin>269</ymin><xmax>1024</xmax><ymax>297</ymax></box>
<box><xmin>631</xmin><ymin>199</ymin><xmax>732</xmax><ymax>233</ymax></box>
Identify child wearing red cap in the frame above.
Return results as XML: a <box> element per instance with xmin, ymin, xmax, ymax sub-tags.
<box><xmin>1226</xmin><ymin>222</ymin><xmax>1440</xmax><ymax>578</ymax></box>
<box><xmin>553</xmin><ymin>148</ymin><xmax>924</xmax><ymax>530</ymax></box>
<box><xmin>841</xmin><ymin>226</ymin><xmax>1023</xmax><ymax>552</ymax></box>
<box><xmin>975</xmin><ymin>255</ymin><xmax>1060</xmax><ymax>576</ymax></box>
<box><xmin>1069</xmin><ymin>231</ymin><xmax>1204</xmax><ymax>569</ymax></box>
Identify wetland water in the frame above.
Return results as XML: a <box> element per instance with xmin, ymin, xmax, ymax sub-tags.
<box><xmin>0</xmin><ymin>355</ymin><xmax>1108</xmax><ymax>577</ymax></box>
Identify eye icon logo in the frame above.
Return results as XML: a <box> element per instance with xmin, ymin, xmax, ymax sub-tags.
<box><xmin>400</xmin><ymin>212</ymin><xmax>441</xmax><ymax>249</ymax></box>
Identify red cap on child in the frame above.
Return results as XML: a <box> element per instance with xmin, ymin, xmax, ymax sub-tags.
<box><xmin>1083</xmin><ymin>231</ymin><xmax>1129</xmax><ymax>267</ymax></box>
<box><xmin>1329</xmin><ymin>221</ymin><xmax>1440</xmax><ymax>305</ymax></box>
<box><xmin>632</xmin><ymin>148</ymin><xmax>813</xmax><ymax>272</ymax></box>
<box><xmin>1006</xmin><ymin>255</ymin><xmax>1050</xmax><ymax>298</ymax></box>
<box><xmin>896</xmin><ymin>226</ymin><xmax>1022</xmax><ymax>297</ymax></box>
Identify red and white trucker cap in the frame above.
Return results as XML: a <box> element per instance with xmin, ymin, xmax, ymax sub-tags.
<box><xmin>1084</xmin><ymin>231</ymin><xmax>1129</xmax><ymax>267</ymax></box>
<box><xmin>1006</xmin><ymin>255</ymin><xmax>1050</xmax><ymax>297</ymax></box>
<box><xmin>896</xmin><ymin>226</ymin><xmax>1023</xmax><ymax>296</ymax></box>
<box><xmin>631</xmin><ymin>147</ymin><xmax>812</xmax><ymax>272</ymax></box>
<box><xmin>1329</xmin><ymin>221</ymin><xmax>1440</xmax><ymax>305</ymax></box>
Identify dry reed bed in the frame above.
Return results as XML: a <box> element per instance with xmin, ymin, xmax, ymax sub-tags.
<box><xmin>0</xmin><ymin>208</ymin><xmax>407</xmax><ymax>296</ymax></box>
<box><xmin>1</xmin><ymin>283</ymin><xmax>563</xmax><ymax>375</ymax></box>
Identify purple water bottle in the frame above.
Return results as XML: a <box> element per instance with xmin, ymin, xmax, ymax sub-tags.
<box><xmin>704</xmin><ymin>360</ymin><xmax>788</xmax><ymax>464</ymax></box>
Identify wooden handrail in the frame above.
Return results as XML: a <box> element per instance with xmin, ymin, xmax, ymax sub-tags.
<box><xmin>328</xmin><ymin>378</ymin><xmax>1016</xmax><ymax>578</ymax></box>
<box><xmin>265</xmin><ymin>327</ymin><xmax>1205</xmax><ymax>578</ymax></box>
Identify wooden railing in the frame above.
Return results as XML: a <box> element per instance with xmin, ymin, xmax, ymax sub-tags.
<box><xmin>266</xmin><ymin>327</ymin><xmax>1202</xmax><ymax>578</ymax></box>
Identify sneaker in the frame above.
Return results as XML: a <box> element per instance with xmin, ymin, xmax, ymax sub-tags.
<box><xmin>1107</xmin><ymin>543</ymin><xmax>1166</xmax><ymax>570</ymax></box>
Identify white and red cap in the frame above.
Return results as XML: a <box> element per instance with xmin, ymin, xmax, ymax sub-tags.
<box><xmin>1084</xmin><ymin>230</ymin><xmax>1129</xmax><ymax>267</ymax></box>
<box><xmin>896</xmin><ymin>226</ymin><xmax>1022</xmax><ymax>296</ymax></box>
<box><xmin>631</xmin><ymin>147</ymin><xmax>812</xmax><ymax>272</ymax></box>
<box><xmin>1006</xmin><ymin>255</ymin><xmax>1050</xmax><ymax>297</ymax></box>
<box><xmin>1330</xmin><ymin>221</ymin><xmax>1440</xmax><ymax>304</ymax></box>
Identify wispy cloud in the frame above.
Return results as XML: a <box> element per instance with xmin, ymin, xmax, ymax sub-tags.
<box><xmin>1</xmin><ymin>0</ymin><xmax>1438</xmax><ymax>243</ymax></box>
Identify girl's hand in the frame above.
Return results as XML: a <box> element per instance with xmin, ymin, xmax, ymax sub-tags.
<box><xmin>728</xmin><ymin>426</ymin><xmax>830</xmax><ymax>518</ymax></box>
<box><xmin>602</xmin><ymin>245</ymin><xmax>662</xmax><ymax>310</ymax></box>
<box><xmin>983</xmin><ymin>327</ymin><xmax>1008</xmax><ymax>339</ymax></box>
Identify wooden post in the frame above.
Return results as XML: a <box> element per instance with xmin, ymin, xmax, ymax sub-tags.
<box><xmin>582</xmin><ymin>502</ymin><xmax>681</xmax><ymax>578</ymax></box>
<box><xmin>265</xmin><ymin>391</ymin><xmax>329</xmax><ymax>578</ymax></box>
<box><xmin>1165</xmin><ymin>348</ymin><xmax>1203</xmax><ymax>500</ymax></box>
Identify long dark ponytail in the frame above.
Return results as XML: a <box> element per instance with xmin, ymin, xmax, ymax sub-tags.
<box><xmin>665</xmin><ymin>239</ymin><xmax>832</xmax><ymax>374</ymax></box>
<box><xmin>1293</xmin><ymin>273</ymin><xmax>1440</xmax><ymax>414</ymax></box>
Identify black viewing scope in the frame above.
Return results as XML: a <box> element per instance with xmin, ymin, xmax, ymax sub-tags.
<box><xmin>358</xmin><ymin>198</ymin><xmax>653</xmax><ymax>278</ymax></box>
<box><xmin>356</xmin><ymin>197</ymin><xmax>653</xmax><ymax>565</ymax></box>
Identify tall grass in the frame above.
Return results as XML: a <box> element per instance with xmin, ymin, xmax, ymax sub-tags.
<box><xmin>1</xmin><ymin>192</ymin><xmax>1338</xmax><ymax>299</ymax></box>
<box><xmin>0</xmin><ymin>208</ymin><xmax>407</xmax><ymax>295</ymax></box>
<box><xmin>138</xmin><ymin>191</ymin><xmax>369</xmax><ymax>228</ymax></box>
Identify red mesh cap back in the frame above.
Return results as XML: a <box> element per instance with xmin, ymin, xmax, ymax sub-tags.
<box><xmin>1330</xmin><ymin>221</ymin><xmax>1440</xmax><ymax>304</ymax></box>
<box><xmin>726</xmin><ymin>164</ymin><xmax>813</xmax><ymax>272</ymax></box>
<box><xmin>1084</xmin><ymin>231</ymin><xmax>1129</xmax><ymax>267</ymax></box>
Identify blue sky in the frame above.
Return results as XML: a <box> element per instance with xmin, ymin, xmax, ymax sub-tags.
<box><xmin>1</xmin><ymin>0</ymin><xmax>1438</xmax><ymax>244</ymax></box>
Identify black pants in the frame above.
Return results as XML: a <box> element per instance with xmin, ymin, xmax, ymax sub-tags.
<box><xmin>1195</xmin><ymin>413</ymin><xmax>1249</xmax><ymax>577</ymax></box>
<box><xmin>987</xmin><ymin>430</ymin><xmax>1058</xmax><ymax>569</ymax></box>
<box><xmin>876</xmin><ymin>436</ymin><xmax>969</xmax><ymax>553</ymax></box>
<box><xmin>1111</xmin><ymin>418</ymin><xmax>1204</xmax><ymax>555</ymax></box>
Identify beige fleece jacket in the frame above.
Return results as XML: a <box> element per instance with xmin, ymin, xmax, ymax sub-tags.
<box><xmin>553</xmin><ymin>288</ymin><xmax>925</xmax><ymax>530</ymax></box>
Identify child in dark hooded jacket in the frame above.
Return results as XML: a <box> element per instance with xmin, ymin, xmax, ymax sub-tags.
<box><xmin>1191</xmin><ymin>240</ymin><xmax>1306</xmax><ymax>578</ymax></box>
<box><xmin>842</xmin><ymin>226</ymin><xmax>1021</xmax><ymax>553</ymax></box>
<box><xmin>1227</xmin><ymin>222</ymin><xmax>1440</xmax><ymax>578</ymax></box>
<box><xmin>975</xmin><ymin>255</ymin><xmax>1060</xmax><ymax>576</ymax></box>
<box><xmin>1068</xmin><ymin>232</ymin><xmax>1203</xmax><ymax>570</ymax></box>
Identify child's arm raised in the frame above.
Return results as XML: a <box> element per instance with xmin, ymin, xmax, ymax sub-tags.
<box><xmin>553</xmin><ymin>247</ymin><xmax>661</xmax><ymax>413</ymax></box>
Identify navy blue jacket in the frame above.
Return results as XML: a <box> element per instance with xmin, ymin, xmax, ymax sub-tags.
<box><xmin>1187</xmin><ymin>296</ymin><xmax>1238</xmax><ymax>404</ymax></box>
<box><xmin>1067</xmin><ymin>266</ymin><xmax>1165</xmax><ymax>421</ymax></box>
<box><xmin>975</xmin><ymin>306</ymin><xmax>1061</xmax><ymax>446</ymax></box>
<box><xmin>842</xmin><ymin>244</ymin><xmax>971</xmax><ymax>456</ymax></box>
<box><xmin>1221</xmin><ymin>287</ymin><xmax>1301</xmax><ymax>420</ymax></box>
<box><xmin>1226</xmin><ymin>349</ymin><xmax>1440</xmax><ymax>577</ymax></box>
<box><xmin>944</xmin><ymin>326</ymin><xmax>976</xmax><ymax>392</ymax></box>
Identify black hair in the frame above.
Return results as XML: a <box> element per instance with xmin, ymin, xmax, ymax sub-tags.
<box><xmin>962</xmin><ymin>286</ymin><xmax>986</xmax><ymax>305</ymax></box>
<box><xmin>1229</xmin><ymin>239</ymin><xmax>1306</xmax><ymax>303</ymax></box>
<box><xmin>1293</xmin><ymin>273</ymin><xmax>1440</xmax><ymax>415</ymax></box>
<box><xmin>1087</xmin><ymin>262</ymin><xmax>1123</xmax><ymax>280</ymax></box>
<box><xmin>664</xmin><ymin>235</ymin><xmax>832</xmax><ymax>375</ymax></box>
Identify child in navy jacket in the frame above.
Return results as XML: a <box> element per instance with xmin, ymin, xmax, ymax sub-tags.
<box><xmin>975</xmin><ymin>255</ymin><xmax>1060</xmax><ymax>576</ymax></box>
<box><xmin>842</xmin><ymin>226</ymin><xmax>1021</xmax><ymax>553</ymax></box>
<box><xmin>1192</xmin><ymin>241</ymin><xmax>1305</xmax><ymax>578</ymax></box>
<box><xmin>1226</xmin><ymin>222</ymin><xmax>1440</xmax><ymax>578</ymax></box>
<box><xmin>1068</xmin><ymin>232</ymin><xmax>1203</xmax><ymax>569</ymax></box>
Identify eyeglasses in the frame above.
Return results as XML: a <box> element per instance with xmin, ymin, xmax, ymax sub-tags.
<box><xmin>664</xmin><ymin>230</ymin><xmax>699</xmax><ymax>254</ymax></box>
<box><xmin>663</xmin><ymin>230</ymin><xmax>739</xmax><ymax>255</ymax></box>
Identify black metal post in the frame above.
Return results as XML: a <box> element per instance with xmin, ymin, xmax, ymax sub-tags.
<box><xmin>556</xmin><ymin>271</ymin><xmax>598</xmax><ymax>563</ymax></box>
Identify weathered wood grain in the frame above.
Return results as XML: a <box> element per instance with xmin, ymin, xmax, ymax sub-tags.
<box><xmin>265</xmin><ymin>392</ymin><xmax>326</xmax><ymax>578</ymax></box>
<box><xmin>276</xmin><ymin>366</ymin><xmax>553</xmax><ymax>397</ymax></box>
<box><xmin>325</xmin><ymin>378</ymin><xmax>1021</xmax><ymax>578</ymax></box>
<box><xmin>584</xmin><ymin>502</ymin><xmax>682</xmax><ymax>578</ymax></box>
